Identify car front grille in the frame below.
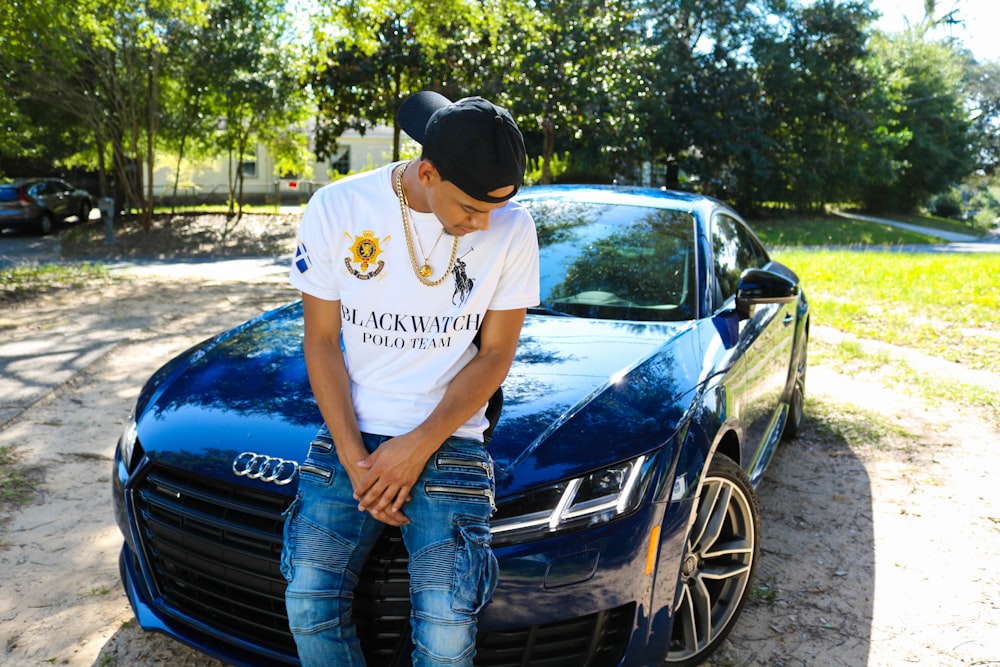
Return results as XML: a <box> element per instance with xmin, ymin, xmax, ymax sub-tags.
<box><xmin>132</xmin><ymin>464</ymin><xmax>633</xmax><ymax>667</ymax></box>
<box><xmin>135</xmin><ymin>465</ymin><xmax>298</xmax><ymax>659</ymax></box>
<box><xmin>476</xmin><ymin>605</ymin><xmax>634</xmax><ymax>667</ymax></box>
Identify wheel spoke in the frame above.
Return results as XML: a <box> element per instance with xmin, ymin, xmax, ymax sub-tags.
<box><xmin>703</xmin><ymin>538</ymin><xmax>752</xmax><ymax>560</ymax></box>
<box><xmin>698</xmin><ymin>480</ymin><xmax>733</xmax><ymax>552</ymax></box>
<box><xmin>688</xmin><ymin>479</ymin><xmax>722</xmax><ymax>548</ymax></box>
<box><xmin>676</xmin><ymin>584</ymin><xmax>698</xmax><ymax>654</ymax></box>
<box><xmin>700</xmin><ymin>560</ymin><xmax>752</xmax><ymax>582</ymax></box>
<box><xmin>689</xmin><ymin>571</ymin><xmax>713</xmax><ymax>646</ymax></box>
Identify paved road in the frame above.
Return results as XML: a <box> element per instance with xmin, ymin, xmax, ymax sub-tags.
<box><xmin>0</xmin><ymin>209</ymin><xmax>103</xmax><ymax>267</ymax></box>
<box><xmin>0</xmin><ymin>230</ymin><xmax>62</xmax><ymax>267</ymax></box>
<box><xmin>833</xmin><ymin>211</ymin><xmax>982</xmax><ymax>242</ymax></box>
<box><xmin>833</xmin><ymin>211</ymin><xmax>1000</xmax><ymax>252</ymax></box>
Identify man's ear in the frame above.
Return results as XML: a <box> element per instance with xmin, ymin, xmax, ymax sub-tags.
<box><xmin>416</xmin><ymin>159</ymin><xmax>439</xmax><ymax>186</ymax></box>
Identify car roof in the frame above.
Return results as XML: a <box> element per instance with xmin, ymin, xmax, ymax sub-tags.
<box><xmin>515</xmin><ymin>184</ymin><xmax>732</xmax><ymax>220</ymax></box>
<box><xmin>5</xmin><ymin>177</ymin><xmax>67</xmax><ymax>185</ymax></box>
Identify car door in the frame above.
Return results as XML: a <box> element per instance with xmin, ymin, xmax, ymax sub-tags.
<box><xmin>29</xmin><ymin>180</ymin><xmax>58</xmax><ymax>216</ymax></box>
<box><xmin>710</xmin><ymin>212</ymin><xmax>795</xmax><ymax>483</ymax></box>
<box><xmin>47</xmin><ymin>179</ymin><xmax>74</xmax><ymax>219</ymax></box>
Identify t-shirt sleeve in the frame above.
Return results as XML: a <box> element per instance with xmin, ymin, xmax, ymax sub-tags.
<box><xmin>289</xmin><ymin>190</ymin><xmax>341</xmax><ymax>301</ymax></box>
<box><xmin>489</xmin><ymin>207</ymin><xmax>540</xmax><ymax>311</ymax></box>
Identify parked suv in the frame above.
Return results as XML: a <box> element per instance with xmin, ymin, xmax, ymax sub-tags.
<box><xmin>0</xmin><ymin>177</ymin><xmax>93</xmax><ymax>235</ymax></box>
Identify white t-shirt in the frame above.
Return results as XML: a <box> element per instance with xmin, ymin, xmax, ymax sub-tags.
<box><xmin>289</xmin><ymin>163</ymin><xmax>540</xmax><ymax>441</ymax></box>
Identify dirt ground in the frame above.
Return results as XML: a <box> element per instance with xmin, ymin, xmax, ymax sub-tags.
<box><xmin>1</xmin><ymin>215</ymin><xmax>999</xmax><ymax>666</ymax></box>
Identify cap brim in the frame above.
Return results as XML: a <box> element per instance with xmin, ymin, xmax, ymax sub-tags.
<box><xmin>397</xmin><ymin>91</ymin><xmax>452</xmax><ymax>144</ymax></box>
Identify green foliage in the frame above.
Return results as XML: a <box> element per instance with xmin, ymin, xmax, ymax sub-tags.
<box><xmin>927</xmin><ymin>188</ymin><xmax>964</xmax><ymax>219</ymax></box>
<box><xmin>753</xmin><ymin>1</ymin><xmax>884</xmax><ymax>210</ymax></box>
<box><xmin>508</xmin><ymin>0</ymin><xmax>648</xmax><ymax>184</ymax></box>
<box><xmin>199</xmin><ymin>0</ymin><xmax>311</xmax><ymax>218</ymax></box>
<box><xmin>962</xmin><ymin>172</ymin><xmax>1000</xmax><ymax>227</ymax></box>
<box><xmin>964</xmin><ymin>59</ymin><xmax>1000</xmax><ymax>176</ymax></box>
<box><xmin>863</xmin><ymin>29</ymin><xmax>975</xmax><ymax>212</ymax></box>
<box><xmin>642</xmin><ymin>0</ymin><xmax>776</xmax><ymax>208</ymax></box>
<box><xmin>525</xmin><ymin>152</ymin><xmax>571</xmax><ymax>185</ymax></box>
<box><xmin>1</xmin><ymin>0</ymin><xmax>994</xmax><ymax>216</ymax></box>
<box><xmin>0</xmin><ymin>263</ymin><xmax>117</xmax><ymax>303</ymax></box>
<box><xmin>306</xmin><ymin>0</ymin><xmax>512</xmax><ymax>162</ymax></box>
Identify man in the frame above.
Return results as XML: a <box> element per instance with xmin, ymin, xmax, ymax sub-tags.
<box><xmin>281</xmin><ymin>90</ymin><xmax>540</xmax><ymax>667</ymax></box>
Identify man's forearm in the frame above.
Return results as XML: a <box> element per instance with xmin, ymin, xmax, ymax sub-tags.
<box><xmin>303</xmin><ymin>336</ymin><xmax>366</xmax><ymax>469</ymax></box>
<box><xmin>408</xmin><ymin>307</ymin><xmax>525</xmax><ymax>452</ymax></box>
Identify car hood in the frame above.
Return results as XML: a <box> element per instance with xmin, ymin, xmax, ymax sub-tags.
<box><xmin>134</xmin><ymin>302</ymin><xmax>711</xmax><ymax>495</ymax></box>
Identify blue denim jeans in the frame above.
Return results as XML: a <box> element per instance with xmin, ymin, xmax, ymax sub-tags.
<box><xmin>281</xmin><ymin>429</ymin><xmax>498</xmax><ymax>667</ymax></box>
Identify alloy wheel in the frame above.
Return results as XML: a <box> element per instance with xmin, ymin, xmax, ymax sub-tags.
<box><xmin>663</xmin><ymin>456</ymin><xmax>760</xmax><ymax>665</ymax></box>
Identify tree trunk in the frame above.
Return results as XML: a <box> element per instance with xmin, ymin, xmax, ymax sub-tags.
<box><xmin>540</xmin><ymin>116</ymin><xmax>555</xmax><ymax>185</ymax></box>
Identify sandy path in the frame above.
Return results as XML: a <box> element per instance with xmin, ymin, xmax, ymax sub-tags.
<box><xmin>1</xmin><ymin>278</ymin><xmax>998</xmax><ymax>667</ymax></box>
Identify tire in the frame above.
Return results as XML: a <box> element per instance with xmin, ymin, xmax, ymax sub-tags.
<box><xmin>37</xmin><ymin>212</ymin><xmax>55</xmax><ymax>236</ymax></box>
<box><xmin>782</xmin><ymin>377</ymin><xmax>805</xmax><ymax>440</ymax></box>
<box><xmin>781</xmin><ymin>332</ymin><xmax>808</xmax><ymax>441</ymax></box>
<box><xmin>663</xmin><ymin>456</ymin><xmax>760</xmax><ymax>667</ymax></box>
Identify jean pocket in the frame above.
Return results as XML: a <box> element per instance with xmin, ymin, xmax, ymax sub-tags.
<box><xmin>299</xmin><ymin>437</ymin><xmax>336</xmax><ymax>484</ymax></box>
<box><xmin>435</xmin><ymin>452</ymin><xmax>492</xmax><ymax>477</ymax></box>
<box><xmin>452</xmin><ymin>516</ymin><xmax>499</xmax><ymax>615</ymax></box>
<box><xmin>279</xmin><ymin>495</ymin><xmax>301</xmax><ymax>582</ymax></box>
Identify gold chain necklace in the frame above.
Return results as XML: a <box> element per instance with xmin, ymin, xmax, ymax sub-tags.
<box><xmin>395</xmin><ymin>161</ymin><xmax>458</xmax><ymax>286</ymax></box>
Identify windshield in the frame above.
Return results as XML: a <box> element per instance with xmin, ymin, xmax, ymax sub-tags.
<box><xmin>522</xmin><ymin>198</ymin><xmax>697</xmax><ymax>322</ymax></box>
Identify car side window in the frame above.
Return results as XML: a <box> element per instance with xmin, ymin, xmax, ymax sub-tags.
<box><xmin>711</xmin><ymin>213</ymin><xmax>770</xmax><ymax>305</ymax></box>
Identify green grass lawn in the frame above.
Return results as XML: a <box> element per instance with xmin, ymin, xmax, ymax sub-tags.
<box><xmin>772</xmin><ymin>247</ymin><xmax>999</xmax><ymax>422</ymax></box>
<box><xmin>772</xmin><ymin>249</ymin><xmax>999</xmax><ymax>372</ymax></box>
<box><xmin>754</xmin><ymin>211</ymin><xmax>998</xmax><ymax>420</ymax></box>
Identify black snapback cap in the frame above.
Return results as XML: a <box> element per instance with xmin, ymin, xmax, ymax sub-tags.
<box><xmin>397</xmin><ymin>91</ymin><xmax>526</xmax><ymax>203</ymax></box>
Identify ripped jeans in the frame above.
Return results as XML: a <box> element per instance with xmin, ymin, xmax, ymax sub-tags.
<box><xmin>281</xmin><ymin>429</ymin><xmax>498</xmax><ymax>667</ymax></box>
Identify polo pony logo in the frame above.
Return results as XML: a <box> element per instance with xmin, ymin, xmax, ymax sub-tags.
<box><xmin>452</xmin><ymin>251</ymin><xmax>474</xmax><ymax>305</ymax></box>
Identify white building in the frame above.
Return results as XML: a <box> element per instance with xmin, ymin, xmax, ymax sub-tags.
<box><xmin>151</xmin><ymin>126</ymin><xmax>408</xmax><ymax>205</ymax></box>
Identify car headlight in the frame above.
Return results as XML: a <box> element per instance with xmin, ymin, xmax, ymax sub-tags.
<box><xmin>118</xmin><ymin>412</ymin><xmax>140</xmax><ymax>472</ymax></box>
<box><xmin>491</xmin><ymin>452</ymin><xmax>658</xmax><ymax>546</ymax></box>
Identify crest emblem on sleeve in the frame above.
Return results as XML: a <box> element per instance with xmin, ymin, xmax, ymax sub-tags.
<box><xmin>344</xmin><ymin>230</ymin><xmax>388</xmax><ymax>280</ymax></box>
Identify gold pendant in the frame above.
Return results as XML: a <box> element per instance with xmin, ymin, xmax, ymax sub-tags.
<box><xmin>419</xmin><ymin>264</ymin><xmax>432</xmax><ymax>277</ymax></box>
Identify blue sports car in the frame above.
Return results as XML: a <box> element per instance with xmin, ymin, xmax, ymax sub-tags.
<box><xmin>113</xmin><ymin>185</ymin><xmax>809</xmax><ymax>667</ymax></box>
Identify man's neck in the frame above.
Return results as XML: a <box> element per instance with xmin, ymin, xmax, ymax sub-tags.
<box><xmin>399</xmin><ymin>160</ymin><xmax>432</xmax><ymax>213</ymax></box>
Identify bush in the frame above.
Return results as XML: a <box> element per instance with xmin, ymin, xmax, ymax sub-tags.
<box><xmin>927</xmin><ymin>189</ymin><xmax>963</xmax><ymax>219</ymax></box>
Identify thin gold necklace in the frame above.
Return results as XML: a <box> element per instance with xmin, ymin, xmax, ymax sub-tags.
<box><xmin>395</xmin><ymin>161</ymin><xmax>458</xmax><ymax>286</ymax></box>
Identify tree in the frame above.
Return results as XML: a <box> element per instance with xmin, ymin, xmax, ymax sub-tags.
<box><xmin>309</xmin><ymin>14</ymin><xmax>425</xmax><ymax>164</ymax></box>
<box><xmin>1</xmin><ymin>0</ymin><xmax>213</xmax><ymax>226</ymax></box>
<box><xmin>199</xmin><ymin>0</ymin><xmax>311</xmax><ymax>221</ymax></box>
<box><xmin>964</xmin><ymin>58</ymin><xmax>1000</xmax><ymax>176</ymax></box>
<box><xmin>641</xmin><ymin>0</ymin><xmax>778</xmax><ymax>204</ymax></box>
<box><xmin>307</xmin><ymin>0</ymin><xmax>506</xmax><ymax>164</ymax></box>
<box><xmin>864</xmin><ymin>28</ymin><xmax>974</xmax><ymax>211</ymax></box>
<box><xmin>0</xmin><ymin>0</ymin><xmax>103</xmax><ymax>177</ymax></box>
<box><xmin>157</xmin><ymin>8</ymin><xmax>222</xmax><ymax>211</ymax></box>
<box><xmin>506</xmin><ymin>0</ymin><xmax>647</xmax><ymax>183</ymax></box>
<box><xmin>752</xmin><ymin>0</ymin><xmax>885</xmax><ymax>210</ymax></box>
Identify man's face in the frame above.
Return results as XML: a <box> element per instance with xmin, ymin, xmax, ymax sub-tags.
<box><xmin>420</xmin><ymin>163</ymin><xmax>513</xmax><ymax>236</ymax></box>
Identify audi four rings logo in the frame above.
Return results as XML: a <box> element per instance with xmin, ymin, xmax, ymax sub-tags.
<box><xmin>232</xmin><ymin>451</ymin><xmax>299</xmax><ymax>485</ymax></box>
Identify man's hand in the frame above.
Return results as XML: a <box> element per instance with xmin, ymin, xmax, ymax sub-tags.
<box><xmin>352</xmin><ymin>435</ymin><xmax>431</xmax><ymax>526</ymax></box>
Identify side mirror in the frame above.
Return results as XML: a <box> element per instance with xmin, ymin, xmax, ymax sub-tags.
<box><xmin>735</xmin><ymin>268</ymin><xmax>798</xmax><ymax>319</ymax></box>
